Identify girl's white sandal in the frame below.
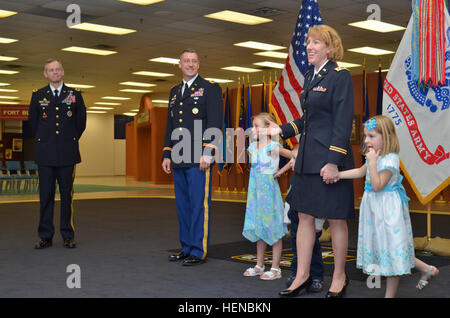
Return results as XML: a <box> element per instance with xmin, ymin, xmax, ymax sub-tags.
<box><xmin>243</xmin><ymin>265</ymin><xmax>265</xmax><ymax>277</ymax></box>
<box><xmin>260</xmin><ymin>267</ymin><xmax>282</xmax><ymax>280</ymax></box>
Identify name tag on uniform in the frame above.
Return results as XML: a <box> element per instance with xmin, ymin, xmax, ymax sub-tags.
<box><xmin>39</xmin><ymin>98</ymin><xmax>50</xmax><ymax>106</ymax></box>
<box><xmin>312</xmin><ymin>86</ymin><xmax>327</xmax><ymax>92</ymax></box>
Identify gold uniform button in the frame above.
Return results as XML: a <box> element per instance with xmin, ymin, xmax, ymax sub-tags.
<box><xmin>56</xmin><ymin>131</ymin><xmax>60</xmax><ymax>134</ymax></box>
<box><xmin>73</xmin><ymin>137</ymin><xmax>76</xmax><ymax>141</ymax></box>
<box><xmin>194</xmin><ymin>102</ymin><xmax>197</xmax><ymax>105</ymax></box>
<box><xmin>180</xmin><ymin>102</ymin><xmax>183</xmax><ymax>106</ymax></box>
<box><xmin>179</xmin><ymin>119</ymin><xmax>183</xmax><ymax>123</ymax></box>
<box><xmin>38</xmin><ymin>138</ymin><xmax>41</xmax><ymax>141</ymax></box>
<box><xmin>56</xmin><ymin>107</ymin><xmax>59</xmax><ymax>111</ymax></box>
<box><xmin>56</xmin><ymin>123</ymin><xmax>59</xmax><ymax>126</ymax></box>
<box><xmin>56</xmin><ymin>115</ymin><xmax>59</xmax><ymax>118</ymax></box>
<box><xmin>179</xmin><ymin>111</ymin><xmax>183</xmax><ymax>114</ymax></box>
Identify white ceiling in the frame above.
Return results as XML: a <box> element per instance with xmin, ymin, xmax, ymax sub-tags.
<box><xmin>0</xmin><ymin>0</ymin><xmax>412</xmax><ymax>114</ymax></box>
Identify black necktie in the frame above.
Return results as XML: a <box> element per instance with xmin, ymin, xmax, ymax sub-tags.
<box><xmin>54</xmin><ymin>89</ymin><xmax>59</xmax><ymax>98</ymax></box>
<box><xmin>182</xmin><ymin>83</ymin><xmax>189</xmax><ymax>98</ymax></box>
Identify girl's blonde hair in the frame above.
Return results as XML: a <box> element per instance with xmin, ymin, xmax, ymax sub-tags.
<box><xmin>252</xmin><ymin>112</ymin><xmax>281</xmax><ymax>143</ymax></box>
<box><xmin>362</xmin><ymin>115</ymin><xmax>400</xmax><ymax>156</ymax></box>
<box><xmin>307</xmin><ymin>25</ymin><xmax>344</xmax><ymax>62</ymax></box>
<box><xmin>252</xmin><ymin>112</ymin><xmax>276</xmax><ymax>126</ymax></box>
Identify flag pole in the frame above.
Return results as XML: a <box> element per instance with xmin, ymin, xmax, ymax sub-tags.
<box><xmin>426</xmin><ymin>203</ymin><xmax>431</xmax><ymax>241</ymax></box>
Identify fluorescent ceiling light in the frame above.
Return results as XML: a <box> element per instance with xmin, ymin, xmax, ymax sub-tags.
<box><xmin>348</xmin><ymin>46</ymin><xmax>394</xmax><ymax>56</ymax></box>
<box><xmin>66</xmin><ymin>83</ymin><xmax>95</xmax><ymax>88</ymax></box>
<box><xmin>0</xmin><ymin>10</ymin><xmax>17</xmax><ymax>18</ymax></box>
<box><xmin>120</xmin><ymin>81</ymin><xmax>156</xmax><ymax>87</ymax></box>
<box><xmin>0</xmin><ymin>37</ymin><xmax>18</xmax><ymax>44</ymax></box>
<box><xmin>348</xmin><ymin>20</ymin><xmax>405</xmax><ymax>33</ymax></box>
<box><xmin>89</xmin><ymin>106</ymin><xmax>114</xmax><ymax>110</ymax></box>
<box><xmin>253</xmin><ymin>61</ymin><xmax>285</xmax><ymax>69</ymax></box>
<box><xmin>0</xmin><ymin>82</ymin><xmax>10</xmax><ymax>86</ymax></box>
<box><xmin>149</xmin><ymin>57</ymin><xmax>180</xmax><ymax>64</ymax></box>
<box><xmin>0</xmin><ymin>56</ymin><xmax>18</xmax><ymax>61</ymax></box>
<box><xmin>62</xmin><ymin>46</ymin><xmax>117</xmax><ymax>56</ymax></box>
<box><xmin>123</xmin><ymin>112</ymin><xmax>137</xmax><ymax>116</ymax></box>
<box><xmin>0</xmin><ymin>70</ymin><xmax>19</xmax><ymax>74</ymax></box>
<box><xmin>133</xmin><ymin>71</ymin><xmax>174</xmax><ymax>77</ymax></box>
<box><xmin>69</xmin><ymin>22</ymin><xmax>136</xmax><ymax>35</ymax></box>
<box><xmin>87</xmin><ymin>110</ymin><xmax>107</xmax><ymax>114</ymax></box>
<box><xmin>337</xmin><ymin>61</ymin><xmax>361</xmax><ymax>68</ymax></box>
<box><xmin>204</xmin><ymin>10</ymin><xmax>272</xmax><ymax>25</ymax></box>
<box><xmin>152</xmin><ymin>99</ymin><xmax>168</xmax><ymax>103</ymax></box>
<box><xmin>0</xmin><ymin>88</ymin><xmax>17</xmax><ymax>92</ymax></box>
<box><xmin>119</xmin><ymin>0</ymin><xmax>165</xmax><ymax>5</ymax></box>
<box><xmin>0</xmin><ymin>101</ymin><xmax>19</xmax><ymax>104</ymax></box>
<box><xmin>204</xmin><ymin>78</ymin><xmax>234</xmax><ymax>83</ymax></box>
<box><xmin>95</xmin><ymin>102</ymin><xmax>121</xmax><ymax>106</ymax></box>
<box><xmin>254</xmin><ymin>51</ymin><xmax>288</xmax><ymax>59</ymax></box>
<box><xmin>221</xmin><ymin>66</ymin><xmax>262</xmax><ymax>73</ymax></box>
<box><xmin>0</xmin><ymin>95</ymin><xmax>19</xmax><ymax>99</ymax></box>
<box><xmin>102</xmin><ymin>96</ymin><xmax>131</xmax><ymax>100</ymax></box>
<box><xmin>120</xmin><ymin>89</ymin><xmax>152</xmax><ymax>93</ymax></box>
<box><xmin>234</xmin><ymin>41</ymin><xmax>285</xmax><ymax>51</ymax></box>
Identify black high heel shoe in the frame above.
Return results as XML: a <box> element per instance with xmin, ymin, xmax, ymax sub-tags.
<box><xmin>279</xmin><ymin>276</ymin><xmax>312</xmax><ymax>298</ymax></box>
<box><xmin>325</xmin><ymin>276</ymin><xmax>349</xmax><ymax>298</ymax></box>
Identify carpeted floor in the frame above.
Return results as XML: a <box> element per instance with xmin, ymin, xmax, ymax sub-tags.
<box><xmin>0</xmin><ymin>184</ymin><xmax>162</xmax><ymax>195</ymax></box>
<box><xmin>0</xmin><ymin>198</ymin><xmax>448</xmax><ymax>298</ymax></box>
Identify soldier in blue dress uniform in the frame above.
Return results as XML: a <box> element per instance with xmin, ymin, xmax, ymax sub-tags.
<box><xmin>162</xmin><ymin>49</ymin><xmax>223</xmax><ymax>266</ymax></box>
<box><xmin>28</xmin><ymin>59</ymin><xmax>86</xmax><ymax>249</ymax></box>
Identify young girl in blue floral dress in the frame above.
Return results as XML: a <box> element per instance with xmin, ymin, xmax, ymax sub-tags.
<box><xmin>242</xmin><ymin>112</ymin><xmax>292</xmax><ymax>280</ymax></box>
<box><xmin>338</xmin><ymin>115</ymin><xmax>439</xmax><ymax>297</ymax></box>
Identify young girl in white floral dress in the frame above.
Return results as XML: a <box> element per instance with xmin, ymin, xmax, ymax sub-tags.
<box><xmin>338</xmin><ymin>115</ymin><xmax>439</xmax><ymax>298</ymax></box>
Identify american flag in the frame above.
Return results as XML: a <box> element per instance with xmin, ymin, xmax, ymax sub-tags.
<box><xmin>271</xmin><ymin>0</ymin><xmax>323</xmax><ymax>146</ymax></box>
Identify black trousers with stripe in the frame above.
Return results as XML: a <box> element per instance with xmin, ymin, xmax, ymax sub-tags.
<box><xmin>37</xmin><ymin>165</ymin><xmax>76</xmax><ymax>240</ymax></box>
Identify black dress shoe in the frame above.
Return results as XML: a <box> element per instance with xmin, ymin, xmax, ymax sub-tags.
<box><xmin>279</xmin><ymin>276</ymin><xmax>312</xmax><ymax>298</ymax></box>
<box><xmin>169</xmin><ymin>251</ymin><xmax>189</xmax><ymax>262</ymax></box>
<box><xmin>63</xmin><ymin>239</ymin><xmax>77</xmax><ymax>249</ymax></box>
<box><xmin>286</xmin><ymin>275</ymin><xmax>296</xmax><ymax>288</ymax></box>
<box><xmin>325</xmin><ymin>276</ymin><xmax>349</xmax><ymax>298</ymax></box>
<box><xmin>182</xmin><ymin>255</ymin><xmax>205</xmax><ymax>266</ymax></box>
<box><xmin>34</xmin><ymin>239</ymin><xmax>52</xmax><ymax>249</ymax></box>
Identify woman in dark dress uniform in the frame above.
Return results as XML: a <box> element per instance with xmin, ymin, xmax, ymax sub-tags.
<box><xmin>266</xmin><ymin>25</ymin><xmax>354</xmax><ymax>298</ymax></box>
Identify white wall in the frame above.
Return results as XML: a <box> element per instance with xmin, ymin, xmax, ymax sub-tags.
<box><xmin>113</xmin><ymin>139</ymin><xmax>126</xmax><ymax>175</ymax></box>
<box><xmin>77</xmin><ymin>113</ymin><xmax>125</xmax><ymax>176</ymax></box>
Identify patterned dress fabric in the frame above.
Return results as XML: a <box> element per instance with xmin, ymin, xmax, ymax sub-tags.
<box><xmin>357</xmin><ymin>153</ymin><xmax>415</xmax><ymax>276</ymax></box>
<box><xmin>242</xmin><ymin>141</ymin><xmax>288</xmax><ymax>246</ymax></box>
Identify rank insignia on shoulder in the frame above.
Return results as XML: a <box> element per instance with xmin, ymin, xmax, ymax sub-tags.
<box><xmin>33</xmin><ymin>88</ymin><xmax>38</xmax><ymax>93</ymax></box>
<box><xmin>335</xmin><ymin>66</ymin><xmax>348</xmax><ymax>72</ymax></box>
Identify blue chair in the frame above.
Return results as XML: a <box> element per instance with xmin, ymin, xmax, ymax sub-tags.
<box><xmin>24</xmin><ymin>161</ymin><xmax>39</xmax><ymax>192</ymax></box>
<box><xmin>0</xmin><ymin>162</ymin><xmax>14</xmax><ymax>192</ymax></box>
<box><xmin>5</xmin><ymin>161</ymin><xmax>32</xmax><ymax>192</ymax></box>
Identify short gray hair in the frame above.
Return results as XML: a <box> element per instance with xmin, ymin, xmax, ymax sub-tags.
<box><xmin>44</xmin><ymin>59</ymin><xmax>63</xmax><ymax>70</ymax></box>
<box><xmin>180</xmin><ymin>49</ymin><xmax>198</xmax><ymax>60</ymax></box>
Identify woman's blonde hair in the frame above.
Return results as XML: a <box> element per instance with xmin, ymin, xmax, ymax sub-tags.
<box><xmin>362</xmin><ymin>115</ymin><xmax>400</xmax><ymax>156</ymax></box>
<box><xmin>307</xmin><ymin>25</ymin><xmax>344</xmax><ymax>62</ymax></box>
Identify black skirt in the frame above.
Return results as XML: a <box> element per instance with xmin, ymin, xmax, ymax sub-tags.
<box><xmin>286</xmin><ymin>173</ymin><xmax>355</xmax><ymax>219</ymax></box>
